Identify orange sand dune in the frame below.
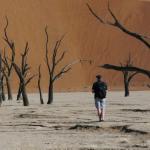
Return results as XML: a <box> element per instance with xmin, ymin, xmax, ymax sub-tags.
<box><xmin>0</xmin><ymin>0</ymin><xmax>149</xmax><ymax>92</ymax></box>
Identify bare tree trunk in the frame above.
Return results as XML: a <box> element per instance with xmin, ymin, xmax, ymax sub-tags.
<box><xmin>123</xmin><ymin>72</ymin><xmax>130</xmax><ymax>97</ymax></box>
<box><xmin>21</xmin><ymin>84</ymin><xmax>29</xmax><ymax>106</ymax></box>
<box><xmin>38</xmin><ymin>65</ymin><xmax>44</xmax><ymax>104</ymax></box>
<box><xmin>39</xmin><ymin>88</ymin><xmax>44</xmax><ymax>104</ymax></box>
<box><xmin>17</xmin><ymin>83</ymin><xmax>22</xmax><ymax>100</ymax></box>
<box><xmin>47</xmin><ymin>81</ymin><xmax>53</xmax><ymax>104</ymax></box>
<box><xmin>2</xmin><ymin>77</ymin><xmax>5</xmax><ymax>101</ymax></box>
<box><xmin>6</xmin><ymin>77</ymin><xmax>12</xmax><ymax>100</ymax></box>
<box><xmin>124</xmin><ymin>81</ymin><xmax>129</xmax><ymax>97</ymax></box>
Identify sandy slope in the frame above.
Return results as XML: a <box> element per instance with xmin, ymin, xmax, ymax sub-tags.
<box><xmin>0</xmin><ymin>0</ymin><xmax>149</xmax><ymax>92</ymax></box>
<box><xmin>0</xmin><ymin>91</ymin><xmax>150</xmax><ymax>149</ymax></box>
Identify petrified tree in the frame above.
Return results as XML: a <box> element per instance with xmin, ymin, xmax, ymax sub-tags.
<box><xmin>38</xmin><ymin>65</ymin><xmax>44</xmax><ymax>104</ymax></box>
<box><xmin>45</xmin><ymin>27</ymin><xmax>77</xmax><ymax>104</ymax></box>
<box><xmin>12</xmin><ymin>43</ymin><xmax>35</xmax><ymax>106</ymax></box>
<box><xmin>2</xmin><ymin>17</ymin><xmax>16</xmax><ymax>100</ymax></box>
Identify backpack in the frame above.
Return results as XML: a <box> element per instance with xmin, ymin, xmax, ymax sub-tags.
<box><xmin>97</xmin><ymin>82</ymin><xmax>107</xmax><ymax>99</ymax></box>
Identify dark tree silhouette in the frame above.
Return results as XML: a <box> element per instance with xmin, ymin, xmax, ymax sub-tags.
<box><xmin>2</xmin><ymin>17</ymin><xmax>16</xmax><ymax>100</ymax></box>
<box><xmin>121</xmin><ymin>55</ymin><xmax>138</xmax><ymax>97</ymax></box>
<box><xmin>16</xmin><ymin>45</ymin><xmax>36</xmax><ymax>101</ymax></box>
<box><xmin>45</xmin><ymin>26</ymin><xmax>78</xmax><ymax>104</ymax></box>
<box><xmin>38</xmin><ymin>65</ymin><xmax>44</xmax><ymax>104</ymax></box>
<box><xmin>101</xmin><ymin>54</ymin><xmax>138</xmax><ymax>96</ymax></box>
<box><xmin>12</xmin><ymin>43</ymin><xmax>35</xmax><ymax>106</ymax></box>
<box><xmin>120</xmin><ymin>55</ymin><xmax>138</xmax><ymax>96</ymax></box>
<box><xmin>122</xmin><ymin>70</ymin><xmax>138</xmax><ymax>97</ymax></box>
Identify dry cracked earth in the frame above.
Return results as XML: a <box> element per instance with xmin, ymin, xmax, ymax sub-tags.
<box><xmin>0</xmin><ymin>92</ymin><xmax>150</xmax><ymax>150</ymax></box>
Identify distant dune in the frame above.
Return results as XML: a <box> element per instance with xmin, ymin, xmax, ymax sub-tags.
<box><xmin>0</xmin><ymin>0</ymin><xmax>149</xmax><ymax>92</ymax></box>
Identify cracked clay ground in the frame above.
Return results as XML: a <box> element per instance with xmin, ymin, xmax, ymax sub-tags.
<box><xmin>0</xmin><ymin>91</ymin><xmax>150</xmax><ymax>150</ymax></box>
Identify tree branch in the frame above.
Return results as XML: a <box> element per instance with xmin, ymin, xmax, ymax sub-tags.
<box><xmin>45</xmin><ymin>26</ymin><xmax>51</xmax><ymax>75</ymax></box>
<box><xmin>55</xmin><ymin>51</ymin><xmax>66</xmax><ymax>66</ymax></box>
<box><xmin>3</xmin><ymin>17</ymin><xmax>16</xmax><ymax>76</ymax></box>
<box><xmin>53</xmin><ymin>66</ymin><xmax>71</xmax><ymax>82</ymax></box>
<box><xmin>87</xmin><ymin>2</ymin><xmax>150</xmax><ymax>49</ymax></box>
<box><xmin>101</xmin><ymin>64</ymin><xmax>150</xmax><ymax>78</ymax></box>
<box><xmin>12</xmin><ymin>62</ymin><xmax>23</xmax><ymax>82</ymax></box>
<box><xmin>51</xmin><ymin>35</ymin><xmax>65</xmax><ymax>77</ymax></box>
<box><xmin>128</xmin><ymin>72</ymin><xmax>138</xmax><ymax>83</ymax></box>
<box><xmin>53</xmin><ymin>60</ymin><xmax>79</xmax><ymax>82</ymax></box>
<box><xmin>25</xmin><ymin>74</ymin><xmax>37</xmax><ymax>86</ymax></box>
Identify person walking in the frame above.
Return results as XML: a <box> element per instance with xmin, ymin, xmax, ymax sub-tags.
<box><xmin>92</xmin><ymin>75</ymin><xmax>107</xmax><ymax>122</ymax></box>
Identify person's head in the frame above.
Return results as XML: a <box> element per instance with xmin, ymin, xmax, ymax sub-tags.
<box><xmin>96</xmin><ymin>75</ymin><xmax>102</xmax><ymax>81</ymax></box>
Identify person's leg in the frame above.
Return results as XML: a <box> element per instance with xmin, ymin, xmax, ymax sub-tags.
<box><xmin>95</xmin><ymin>99</ymin><xmax>101</xmax><ymax>121</ymax></box>
<box><xmin>100</xmin><ymin>99</ymin><xmax>106</xmax><ymax>121</ymax></box>
<box><xmin>98</xmin><ymin>109</ymin><xmax>102</xmax><ymax>121</ymax></box>
<box><xmin>97</xmin><ymin>107</ymin><xmax>101</xmax><ymax>116</ymax></box>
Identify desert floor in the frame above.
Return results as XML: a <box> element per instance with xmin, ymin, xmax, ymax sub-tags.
<box><xmin>0</xmin><ymin>91</ymin><xmax>150</xmax><ymax>150</ymax></box>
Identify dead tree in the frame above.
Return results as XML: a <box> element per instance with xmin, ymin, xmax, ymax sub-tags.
<box><xmin>2</xmin><ymin>17</ymin><xmax>16</xmax><ymax>100</ymax></box>
<box><xmin>123</xmin><ymin>71</ymin><xmax>137</xmax><ymax>97</ymax></box>
<box><xmin>38</xmin><ymin>65</ymin><xmax>44</xmax><ymax>104</ymax></box>
<box><xmin>16</xmin><ymin>46</ymin><xmax>36</xmax><ymax>101</ymax></box>
<box><xmin>45</xmin><ymin>27</ymin><xmax>78</xmax><ymax>104</ymax></box>
<box><xmin>12</xmin><ymin>42</ymin><xmax>35</xmax><ymax>106</ymax></box>
<box><xmin>101</xmin><ymin>54</ymin><xmax>138</xmax><ymax>96</ymax></box>
<box><xmin>120</xmin><ymin>54</ymin><xmax>138</xmax><ymax>96</ymax></box>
